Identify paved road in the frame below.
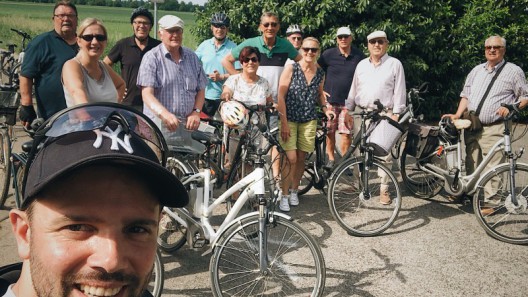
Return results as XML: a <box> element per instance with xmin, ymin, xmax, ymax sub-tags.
<box><xmin>1</xmin><ymin>124</ymin><xmax>528</xmax><ymax>296</ymax></box>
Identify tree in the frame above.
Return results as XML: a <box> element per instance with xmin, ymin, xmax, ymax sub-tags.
<box><xmin>193</xmin><ymin>0</ymin><xmax>528</xmax><ymax>119</ymax></box>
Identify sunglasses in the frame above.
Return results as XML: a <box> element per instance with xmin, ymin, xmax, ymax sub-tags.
<box><xmin>485</xmin><ymin>45</ymin><xmax>504</xmax><ymax>50</ymax></box>
<box><xmin>337</xmin><ymin>35</ymin><xmax>350</xmax><ymax>39</ymax></box>
<box><xmin>212</xmin><ymin>24</ymin><xmax>227</xmax><ymax>29</ymax></box>
<box><xmin>262</xmin><ymin>22</ymin><xmax>278</xmax><ymax>28</ymax></box>
<box><xmin>80</xmin><ymin>34</ymin><xmax>107</xmax><ymax>42</ymax></box>
<box><xmin>291</xmin><ymin>36</ymin><xmax>302</xmax><ymax>41</ymax></box>
<box><xmin>302</xmin><ymin>47</ymin><xmax>319</xmax><ymax>53</ymax></box>
<box><xmin>242</xmin><ymin>57</ymin><xmax>259</xmax><ymax>63</ymax></box>
<box><xmin>368</xmin><ymin>39</ymin><xmax>386</xmax><ymax>45</ymax></box>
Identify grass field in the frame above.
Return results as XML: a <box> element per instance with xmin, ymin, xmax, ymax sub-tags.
<box><xmin>0</xmin><ymin>1</ymin><xmax>199</xmax><ymax>56</ymax></box>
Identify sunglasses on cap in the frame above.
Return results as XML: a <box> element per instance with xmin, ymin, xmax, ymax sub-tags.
<box><xmin>242</xmin><ymin>57</ymin><xmax>259</xmax><ymax>63</ymax></box>
<box><xmin>80</xmin><ymin>34</ymin><xmax>107</xmax><ymax>42</ymax></box>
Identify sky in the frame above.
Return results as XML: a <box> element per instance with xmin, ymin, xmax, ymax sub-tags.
<box><xmin>190</xmin><ymin>0</ymin><xmax>207</xmax><ymax>5</ymax></box>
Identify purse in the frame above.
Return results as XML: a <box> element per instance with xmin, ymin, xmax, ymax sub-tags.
<box><xmin>464</xmin><ymin>61</ymin><xmax>507</xmax><ymax>133</ymax></box>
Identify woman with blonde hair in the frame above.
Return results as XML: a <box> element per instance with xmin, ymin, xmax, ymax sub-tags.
<box><xmin>62</xmin><ymin>18</ymin><xmax>125</xmax><ymax>106</ymax></box>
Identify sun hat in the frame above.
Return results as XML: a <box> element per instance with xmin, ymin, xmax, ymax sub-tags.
<box><xmin>336</xmin><ymin>27</ymin><xmax>352</xmax><ymax>37</ymax></box>
<box><xmin>367</xmin><ymin>30</ymin><xmax>388</xmax><ymax>41</ymax></box>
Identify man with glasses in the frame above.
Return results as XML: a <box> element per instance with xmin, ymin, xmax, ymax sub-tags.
<box><xmin>443</xmin><ymin>35</ymin><xmax>528</xmax><ymax>215</ymax></box>
<box><xmin>318</xmin><ymin>26</ymin><xmax>365</xmax><ymax>168</ymax></box>
<box><xmin>104</xmin><ymin>7</ymin><xmax>160</xmax><ymax>111</ymax></box>
<box><xmin>344</xmin><ymin>30</ymin><xmax>406</xmax><ymax>205</ymax></box>
<box><xmin>195</xmin><ymin>12</ymin><xmax>237</xmax><ymax>117</ymax></box>
<box><xmin>138</xmin><ymin>15</ymin><xmax>207</xmax><ymax>132</ymax></box>
<box><xmin>286</xmin><ymin>24</ymin><xmax>303</xmax><ymax>50</ymax></box>
<box><xmin>19</xmin><ymin>0</ymin><xmax>79</xmax><ymax>126</ymax></box>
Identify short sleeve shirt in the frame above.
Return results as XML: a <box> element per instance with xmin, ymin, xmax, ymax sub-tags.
<box><xmin>231</xmin><ymin>36</ymin><xmax>298</xmax><ymax>102</ymax></box>
<box><xmin>286</xmin><ymin>62</ymin><xmax>325</xmax><ymax>123</ymax></box>
<box><xmin>318</xmin><ymin>47</ymin><xmax>364</xmax><ymax>105</ymax></box>
<box><xmin>106</xmin><ymin>36</ymin><xmax>161</xmax><ymax>107</ymax></box>
<box><xmin>223</xmin><ymin>74</ymin><xmax>271</xmax><ymax>106</ymax></box>
<box><xmin>137</xmin><ymin>44</ymin><xmax>208</xmax><ymax>121</ymax></box>
<box><xmin>195</xmin><ymin>37</ymin><xmax>237</xmax><ymax>100</ymax></box>
<box><xmin>21</xmin><ymin>30</ymin><xmax>79</xmax><ymax>119</ymax></box>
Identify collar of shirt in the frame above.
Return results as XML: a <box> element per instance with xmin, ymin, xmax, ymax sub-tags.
<box><xmin>483</xmin><ymin>59</ymin><xmax>505</xmax><ymax>73</ymax></box>
<box><xmin>208</xmin><ymin>36</ymin><xmax>230</xmax><ymax>51</ymax></box>
<box><xmin>161</xmin><ymin>44</ymin><xmax>184</xmax><ymax>62</ymax></box>
<box><xmin>368</xmin><ymin>53</ymin><xmax>389</xmax><ymax>67</ymax></box>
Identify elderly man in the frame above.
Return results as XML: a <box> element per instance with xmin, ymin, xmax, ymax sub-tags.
<box><xmin>2</xmin><ymin>104</ymin><xmax>188</xmax><ymax>297</ymax></box>
<box><xmin>444</xmin><ymin>35</ymin><xmax>528</xmax><ymax>215</ymax></box>
<box><xmin>138</xmin><ymin>15</ymin><xmax>208</xmax><ymax>132</ymax></box>
<box><xmin>19</xmin><ymin>0</ymin><xmax>79</xmax><ymax>126</ymax></box>
<box><xmin>344</xmin><ymin>30</ymin><xmax>406</xmax><ymax>205</ymax></box>
<box><xmin>104</xmin><ymin>7</ymin><xmax>161</xmax><ymax>111</ymax></box>
<box><xmin>195</xmin><ymin>12</ymin><xmax>237</xmax><ymax>117</ymax></box>
<box><xmin>318</xmin><ymin>27</ymin><xmax>365</xmax><ymax>168</ymax></box>
<box><xmin>286</xmin><ymin>24</ymin><xmax>303</xmax><ymax>50</ymax></box>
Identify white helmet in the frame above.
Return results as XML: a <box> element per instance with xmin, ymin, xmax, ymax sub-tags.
<box><xmin>220</xmin><ymin>101</ymin><xmax>249</xmax><ymax>129</ymax></box>
<box><xmin>286</xmin><ymin>24</ymin><xmax>303</xmax><ymax>36</ymax></box>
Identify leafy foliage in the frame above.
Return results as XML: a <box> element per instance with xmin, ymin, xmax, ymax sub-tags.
<box><xmin>194</xmin><ymin>0</ymin><xmax>528</xmax><ymax>120</ymax></box>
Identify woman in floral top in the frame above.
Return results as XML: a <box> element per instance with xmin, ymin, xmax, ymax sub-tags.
<box><xmin>277</xmin><ymin>37</ymin><xmax>334</xmax><ymax>212</ymax></box>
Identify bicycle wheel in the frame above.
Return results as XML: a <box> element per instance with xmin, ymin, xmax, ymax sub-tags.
<box><xmin>400</xmin><ymin>151</ymin><xmax>443</xmax><ymax>198</ymax></box>
<box><xmin>328</xmin><ymin>158</ymin><xmax>401</xmax><ymax>236</ymax></box>
<box><xmin>210</xmin><ymin>214</ymin><xmax>325</xmax><ymax>296</ymax></box>
<box><xmin>157</xmin><ymin>157</ymin><xmax>195</xmax><ymax>253</ymax></box>
<box><xmin>297</xmin><ymin>166</ymin><xmax>315</xmax><ymax>196</ymax></box>
<box><xmin>0</xmin><ymin>128</ymin><xmax>11</xmax><ymax>208</ymax></box>
<box><xmin>473</xmin><ymin>163</ymin><xmax>528</xmax><ymax>245</ymax></box>
<box><xmin>146</xmin><ymin>249</ymin><xmax>164</xmax><ymax>297</ymax></box>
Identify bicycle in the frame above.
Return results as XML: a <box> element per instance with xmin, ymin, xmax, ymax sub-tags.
<box><xmin>157</xmin><ymin>115</ymin><xmax>326</xmax><ymax>296</ymax></box>
<box><xmin>0</xmin><ymin>28</ymin><xmax>31</xmax><ymax>86</ymax></box>
<box><xmin>327</xmin><ymin>100</ymin><xmax>403</xmax><ymax>236</ymax></box>
<box><xmin>400</xmin><ymin>102</ymin><xmax>528</xmax><ymax>244</ymax></box>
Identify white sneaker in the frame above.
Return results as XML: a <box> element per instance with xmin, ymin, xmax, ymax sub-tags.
<box><xmin>279</xmin><ymin>196</ymin><xmax>290</xmax><ymax>212</ymax></box>
<box><xmin>289</xmin><ymin>190</ymin><xmax>299</xmax><ymax>206</ymax></box>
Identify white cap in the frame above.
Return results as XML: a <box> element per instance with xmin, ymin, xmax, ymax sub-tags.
<box><xmin>367</xmin><ymin>30</ymin><xmax>387</xmax><ymax>41</ymax></box>
<box><xmin>336</xmin><ymin>27</ymin><xmax>352</xmax><ymax>37</ymax></box>
<box><xmin>159</xmin><ymin>15</ymin><xmax>184</xmax><ymax>30</ymax></box>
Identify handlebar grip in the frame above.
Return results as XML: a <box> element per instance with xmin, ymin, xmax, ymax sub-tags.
<box><xmin>373</xmin><ymin>99</ymin><xmax>384</xmax><ymax>112</ymax></box>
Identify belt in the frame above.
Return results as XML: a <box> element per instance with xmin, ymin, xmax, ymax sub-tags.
<box><xmin>482</xmin><ymin>121</ymin><xmax>501</xmax><ymax>127</ymax></box>
<box><xmin>359</xmin><ymin>106</ymin><xmax>392</xmax><ymax>113</ymax></box>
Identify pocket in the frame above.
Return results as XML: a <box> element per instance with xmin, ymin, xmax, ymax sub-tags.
<box><xmin>185</xmin><ymin>76</ymin><xmax>197</xmax><ymax>92</ymax></box>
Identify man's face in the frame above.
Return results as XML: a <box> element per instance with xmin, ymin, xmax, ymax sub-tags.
<box><xmin>368</xmin><ymin>37</ymin><xmax>388</xmax><ymax>58</ymax></box>
<box><xmin>211</xmin><ymin>24</ymin><xmax>228</xmax><ymax>41</ymax></box>
<box><xmin>336</xmin><ymin>34</ymin><xmax>352</xmax><ymax>49</ymax></box>
<box><xmin>13</xmin><ymin>166</ymin><xmax>161</xmax><ymax>297</ymax></box>
<box><xmin>259</xmin><ymin>16</ymin><xmax>280</xmax><ymax>39</ymax></box>
<box><xmin>132</xmin><ymin>16</ymin><xmax>152</xmax><ymax>41</ymax></box>
<box><xmin>485</xmin><ymin>37</ymin><xmax>506</xmax><ymax>65</ymax></box>
<box><xmin>53</xmin><ymin>5</ymin><xmax>78</xmax><ymax>36</ymax></box>
<box><xmin>287</xmin><ymin>33</ymin><xmax>302</xmax><ymax>50</ymax></box>
<box><xmin>159</xmin><ymin>27</ymin><xmax>183</xmax><ymax>50</ymax></box>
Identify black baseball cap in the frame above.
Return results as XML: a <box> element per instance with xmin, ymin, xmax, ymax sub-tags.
<box><xmin>22</xmin><ymin>103</ymin><xmax>188</xmax><ymax>209</ymax></box>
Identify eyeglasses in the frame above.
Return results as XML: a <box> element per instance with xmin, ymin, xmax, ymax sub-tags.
<box><xmin>133</xmin><ymin>21</ymin><xmax>151</xmax><ymax>26</ymax></box>
<box><xmin>164</xmin><ymin>28</ymin><xmax>183</xmax><ymax>35</ymax></box>
<box><xmin>302</xmin><ymin>47</ymin><xmax>319</xmax><ymax>53</ymax></box>
<box><xmin>242</xmin><ymin>57</ymin><xmax>259</xmax><ymax>63</ymax></box>
<box><xmin>212</xmin><ymin>24</ymin><xmax>227</xmax><ymax>29</ymax></box>
<box><xmin>80</xmin><ymin>34</ymin><xmax>107</xmax><ymax>42</ymax></box>
<box><xmin>290</xmin><ymin>36</ymin><xmax>302</xmax><ymax>41</ymax></box>
<box><xmin>368</xmin><ymin>39</ymin><xmax>386</xmax><ymax>45</ymax></box>
<box><xmin>485</xmin><ymin>45</ymin><xmax>504</xmax><ymax>50</ymax></box>
<box><xmin>262</xmin><ymin>22</ymin><xmax>278</xmax><ymax>28</ymax></box>
<box><xmin>337</xmin><ymin>35</ymin><xmax>350</xmax><ymax>39</ymax></box>
<box><xmin>54</xmin><ymin>14</ymin><xmax>77</xmax><ymax>19</ymax></box>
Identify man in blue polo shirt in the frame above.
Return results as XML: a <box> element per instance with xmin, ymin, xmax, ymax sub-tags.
<box><xmin>19</xmin><ymin>0</ymin><xmax>79</xmax><ymax>125</ymax></box>
<box><xmin>195</xmin><ymin>12</ymin><xmax>237</xmax><ymax>117</ymax></box>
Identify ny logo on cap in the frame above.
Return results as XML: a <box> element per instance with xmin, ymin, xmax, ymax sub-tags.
<box><xmin>93</xmin><ymin>124</ymin><xmax>133</xmax><ymax>153</ymax></box>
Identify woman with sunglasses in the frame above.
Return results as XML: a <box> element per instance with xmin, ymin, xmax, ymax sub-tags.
<box><xmin>276</xmin><ymin>37</ymin><xmax>335</xmax><ymax>212</ymax></box>
<box><xmin>62</xmin><ymin>18</ymin><xmax>125</xmax><ymax>107</ymax></box>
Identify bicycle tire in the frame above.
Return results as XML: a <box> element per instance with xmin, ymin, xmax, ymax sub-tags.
<box><xmin>400</xmin><ymin>150</ymin><xmax>443</xmax><ymax>198</ymax></box>
<box><xmin>0</xmin><ymin>129</ymin><xmax>11</xmax><ymax>208</ymax></box>
<box><xmin>15</xmin><ymin>160</ymin><xmax>25</xmax><ymax>206</ymax></box>
<box><xmin>473</xmin><ymin>163</ymin><xmax>528</xmax><ymax>245</ymax></box>
<box><xmin>297</xmin><ymin>167</ymin><xmax>315</xmax><ymax>196</ymax></box>
<box><xmin>157</xmin><ymin>157</ymin><xmax>195</xmax><ymax>253</ymax></box>
<box><xmin>146</xmin><ymin>249</ymin><xmax>164</xmax><ymax>297</ymax></box>
<box><xmin>328</xmin><ymin>157</ymin><xmax>401</xmax><ymax>236</ymax></box>
<box><xmin>210</xmin><ymin>214</ymin><xmax>326</xmax><ymax>296</ymax></box>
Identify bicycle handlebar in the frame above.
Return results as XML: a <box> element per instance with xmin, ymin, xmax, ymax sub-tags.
<box><xmin>10</xmin><ymin>28</ymin><xmax>31</xmax><ymax>40</ymax></box>
<box><xmin>501</xmin><ymin>102</ymin><xmax>521</xmax><ymax>121</ymax></box>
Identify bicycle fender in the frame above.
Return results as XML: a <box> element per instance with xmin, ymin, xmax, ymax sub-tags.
<box><xmin>473</xmin><ymin>162</ymin><xmax>528</xmax><ymax>192</ymax></box>
<box><xmin>328</xmin><ymin>157</ymin><xmax>360</xmax><ymax>181</ymax></box>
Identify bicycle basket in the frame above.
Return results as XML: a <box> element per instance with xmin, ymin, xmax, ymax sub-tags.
<box><xmin>404</xmin><ymin>122</ymin><xmax>439</xmax><ymax>159</ymax></box>
<box><xmin>0</xmin><ymin>88</ymin><xmax>20</xmax><ymax>125</ymax></box>
<box><xmin>161</xmin><ymin>123</ymin><xmax>206</xmax><ymax>155</ymax></box>
<box><xmin>366</xmin><ymin>116</ymin><xmax>404</xmax><ymax>156</ymax></box>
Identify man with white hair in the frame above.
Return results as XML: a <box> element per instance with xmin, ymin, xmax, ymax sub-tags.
<box><xmin>344</xmin><ymin>30</ymin><xmax>406</xmax><ymax>205</ymax></box>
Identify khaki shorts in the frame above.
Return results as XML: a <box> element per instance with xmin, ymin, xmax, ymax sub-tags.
<box><xmin>279</xmin><ymin>120</ymin><xmax>317</xmax><ymax>152</ymax></box>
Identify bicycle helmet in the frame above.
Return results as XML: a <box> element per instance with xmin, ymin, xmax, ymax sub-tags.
<box><xmin>286</xmin><ymin>24</ymin><xmax>303</xmax><ymax>36</ymax></box>
<box><xmin>130</xmin><ymin>7</ymin><xmax>154</xmax><ymax>25</ymax></box>
<box><xmin>220</xmin><ymin>101</ymin><xmax>249</xmax><ymax>129</ymax></box>
<box><xmin>211</xmin><ymin>12</ymin><xmax>230</xmax><ymax>27</ymax></box>
<box><xmin>439</xmin><ymin>117</ymin><xmax>458</xmax><ymax>140</ymax></box>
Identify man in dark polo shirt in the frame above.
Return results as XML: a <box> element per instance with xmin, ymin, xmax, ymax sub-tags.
<box><xmin>19</xmin><ymin>0</ymin><xmax>79</xmax><ymax>125</ymax></box>
<box><xmin>104</xmin><ymin>7</ymin><xmax>160</xmax><ymax>111</ymax></box>
<box><xmin>318</xmin><ymin>26</ymin><xmax>364</xmax><ymax>167</ymax></box>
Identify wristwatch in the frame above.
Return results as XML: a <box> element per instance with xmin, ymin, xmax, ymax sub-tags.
<box><xmin>193</xmin><ymin>108</ymin><xmax>201</xmax><ymax>113</ymax></box>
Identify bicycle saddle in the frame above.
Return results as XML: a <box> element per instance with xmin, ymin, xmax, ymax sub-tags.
<box><xmin>453</xmin><ymin>119</ymin><xmax>471</xmax><ymax>130</ymax></box>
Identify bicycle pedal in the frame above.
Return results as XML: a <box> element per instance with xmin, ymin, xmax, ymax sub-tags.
<box><xmin>193</xmin><ymin>238</ymin><xmax>208</xmax><ymax>249</ymax></box>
